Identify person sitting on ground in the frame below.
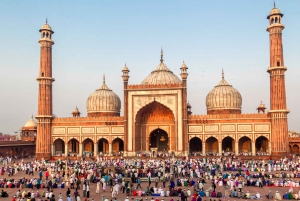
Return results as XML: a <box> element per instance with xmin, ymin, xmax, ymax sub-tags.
<box><xmin>216</xmin><ymin>191</ymin><xmax>222</xmax><ymax>198</ymax></box>
<box><xmin>266</xmin><ymin>191</ymin><xmax>273</xmax><ymax>199</ymax></box>
<box><xmin>211</xmin><ymin>190</ymin><xmax>216</xmax><ymax>197</ymax></box>
<box><xmin>233</xmin><ymin>189</ymin><xmax>238</xmax><ymax>197</ymax></box>
<box><xmin>284</xmin><ymin>192</ymin><xmax>289</xmax><ymax>200</ymax></box>
<box><xmin>256</xmin><ymin>192</ymin><xmax>261</xmax><ymax>199</ymax></box>
<box><xmin>199</xmin><ymin>190</ymin><xmax>205</xmax><ymax>197</ymax></box>
<box><xmin>245</xmin><ymin>191</ymin><xmax>250</xmax><ymax>199</ymax></box>
<box><xmin>274</xmin><ymin>191</ymin><xmax>282</xmax><ymax>200</ymax></box>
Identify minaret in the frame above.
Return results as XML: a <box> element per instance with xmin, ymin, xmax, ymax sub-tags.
<box><xmin>122</xmin><ymin>63</ymin><xmax>130</xmax><ymax>154</ymax></box>
<box><xmin>266</xmin><ymin>5</ymin><xmax>289</xmax><ymax>157</ymax></box>
<box><xmin>35</xmin><ymin>20</ymin><xmax>55</xmax><ymax>160</ymax></box>
<box><xmin>180</xmin><ymin>61</ymin><xmax>188</xmax><ymax>155</ymax></box>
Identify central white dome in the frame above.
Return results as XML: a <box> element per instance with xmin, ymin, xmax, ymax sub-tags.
<box><xmin>141</xmin><ymin>52</ymin><xmax>182</xmax><ymax>85</ymax></box>
<box><xmin>86</xmin><ymin>76</ymin><xmax>121</xmax><ymax>116</ymax></box>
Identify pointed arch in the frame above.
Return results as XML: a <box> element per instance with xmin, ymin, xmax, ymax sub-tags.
<box><xmin>134</xmin><ymin>101</ymin><xmax>175</xmax><ymax>152</ymax></box>
<box><xmin>135</xmin><ymin>101</ymin><xmax>175</xmax><ymax>123</ymax></box>
<box><xmin>53</xmin><ymin>139</ymin><xmax>65</xmax><ymax>155</ymax></box>
<box><xmin>112</xmin><ymin>137</ymin><xmax>124</xmax><ymax>152</ymax></box>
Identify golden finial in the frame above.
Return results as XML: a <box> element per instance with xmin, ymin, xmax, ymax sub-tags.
<box><xmin>222</xmin><ymin>69</ymin><xmax>224</xmax><ymax>79</ymax></box>
<box><xmin>274</xmin><ymin>0</ymin><xmax>276</xmax><ymax>8</ymax></box>
<box><xmin>160</xmin><ymin>48</ymin><xmax>164</xmax><ymax>63</ymax></box>
<box><xmin>103</xmin><ymin>74</ymin><xmax>105</xmax><ymax>84</ymax></box>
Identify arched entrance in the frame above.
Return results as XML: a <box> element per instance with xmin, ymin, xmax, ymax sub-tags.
<box><xmin>292</xmin><ymin>145</ymin><xmax>299</xmax><ymax>154</ymax></box>
<box><xmin>205</xmin><ymin>137</ymin><xmax>218</xmax><ymax>154</ymax></box>
<box><xmin>135</xmin><ymin>101</ymin><xmax>175</xmax><ymax>152</ymax></box>
<box><xmin>83</xmin><ymin>138</ymin><xmax>94</xmax><ymax>156</ymax></box>
<box><xmin>112</xmin><ymin>138</ymin><xmax>124</xmax><ymax>152</ymax></box>
<box><xmin>238</xmin><ymin>137</ymin><xmax>252</xmax><ymax>153</ymax></box>
<box><xmin>68</xmin><ymin>139</ymin><xmax>79</xmax><ymax>155</ymax></box>
<box><xmin>222</xmin><ymin>137</ymin><xmax>234</xmax><ymax>152</ymax></box>
<box><xmin>189</xmin><ymin>137</ymin><xmax>202</xmax><ymax>153</ymax></box>
<box><xmin>54</xmin><ymin>139</ymin><xmax>65</xmax><ymax>155</ymax></box>
<box><xmin>98</xmin><ymin>138</ymin><xmax>109</xmax><ymax>154</ymax></box>
<box><xmin>149</xmin><ymin>129</ymin><xmax>168</xmax><ymax>151</ymax></box>
<box><xmin>255</xmin><ymin>136</ymin><xmax>269</xmax><ymax>153</ymax></box>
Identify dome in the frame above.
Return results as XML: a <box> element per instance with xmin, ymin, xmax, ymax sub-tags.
<box><xmin>206</xmin><ymin>71</ymin><xmax>242</xmax><ymax>114</ymax></box>
<box><xmin>267</xmin><ymin>5</ymin><xmax>283</xmax><ymax>19</ymax></box>
<box><xmin>122</xmin><ymin>64</ymin><xmax>129</xmax><ymax>71</ymax></box>
<box><xmin>73</xmin><ymin>106</ymin><xmax>80</xmax><ymax>113</ymax></box>
<box><xmin>41</xmin><ymin>23</ymin><xmax>52</xmax><ymax>31</ymax></box>
<box><xmin>141</xmin><ymin>51</ymin><xmax>182</xmax><ymax>85</ymax></box>
<box><xmin>257</xmin><ymin>101</ymin><xmax>266</xmax><ymax>109</ymax></box>
<box><xmin>269</xmin><ymin>7</ymin><xmax>281</xmax><ymax>15</ymax></box>
<box><xmin>86</xmin><ymin>75</ymin><xmax>121</xmax><ymax>116</ymax></box>
<box><xmin>24</xmin><ymin>116</ymin><xmax>37</xmax><ymax>127</ymax></box>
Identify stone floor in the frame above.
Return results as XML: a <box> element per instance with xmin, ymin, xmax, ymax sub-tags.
<box><xmin>1</xmin><ymin>159</ymin><xmax>299</xmax><ymax>201</ymax></box>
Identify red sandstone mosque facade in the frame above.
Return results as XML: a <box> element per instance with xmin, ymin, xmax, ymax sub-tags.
<box><xmin>32</xmin><ymin>6</ymin><xmax>290</xmax><ymax>159</ymax></box>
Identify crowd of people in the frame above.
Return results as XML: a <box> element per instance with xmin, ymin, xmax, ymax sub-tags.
<box><xmin>0</xmin><ymin>154</ymin><xmax>300</xmax><ymax>201</ymax></box>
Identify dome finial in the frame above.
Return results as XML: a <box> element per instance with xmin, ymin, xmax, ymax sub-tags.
<box><xmin>274</xmin><ymin>0</ymin><xmax>276</xmax><ymax>8</ymax></box>
<box><xmin>31</xmin><ymin>114</ymin><xmax>33</xmax><ymax>119</ymax></box>
<box><xmin>222</xmin><ymin>68</ymin><xmax>224</xmax><ymax>79</ymax></box>
<box><xmin>103</xmin><ymin>74</ymin><xmax>105</xmax><ymax>84</ymax></box>
<box><xmin>46</xmin><ymin>18</ymin><xmax>48</xmax><ymax>24</ymax></box>
<box><xmin>160</xmin><ymin>48</ymin><xmax>164</xmax><ymax>63</ymax></box>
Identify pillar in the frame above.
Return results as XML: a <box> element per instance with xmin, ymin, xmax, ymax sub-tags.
<box><xmin>51</xmin><ymin>144</ymin><xmax>55</xmax><ymax>156</ymax></box>
<box><xmin>235</xmin><ymin>141</ymin><xmax>238</xmax><ymax>155</ymax></box>
<box><xmin>252</xmin><ymin>141</ymin><xmax>255</xmax><ymax>156</ymax></box>
<box><xmin>64</xmin><ymin>143</ymin><xmax>68</xmax><ymax>156</ymax></box>
<box><xmin>122</xmin><ymin>64</ymin><xmax>130</xmax><ymax>154</ymax></box>
<box><xmin>94</xmin><ymin>143</ymin><xmax>98</xmax><ymax>156</ymax></box>
<box><xmin>218</xmin><ymin>142</ymin><xmax>222</xmax><ymax>156</ymax></box>
<box><xmin>267</xmin><ymin>6</ymin><xmax>289</xmax><ymax>157</ymax></box>
<box><xmin>202</xmin><ymin>142</ymin><xmax>206</xmax><ymax>156</ymax></box>
<box><xmin>109</xmin><ymin>143</ymin><xmax>112</xmax><ymax>156</ymax></box>
<box><xmin>35</xmin><ymin>22</ymin><xmax>55</xmax><ymax>160</ymax></box>
<box><xmin>79</xmin><ymin>143</ymin><xmax>82</xmax><ymax>156</ymax></box>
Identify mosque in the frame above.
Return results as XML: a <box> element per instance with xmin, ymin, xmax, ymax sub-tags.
<box><xmin>27</xmin><ymin>5</ymin><xmax>290</xmax><ymax>160</ymax></box>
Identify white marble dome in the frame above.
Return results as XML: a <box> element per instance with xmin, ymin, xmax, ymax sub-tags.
<box><xmin>206</xmin><ymin>73</ymin><xmax>242</xmax><ymax>112</ymax></box>
<box><xmin>141</xmin><ymin>53</ymin><xmax>182</xmax><ymax>85</ymax></box>
<box><xmin>41</xmin><ymin>23</ymin><xmax>52</xmax><ymax>31</ymax></box>
<box><xmin>86</xmin><ymin>76</ymin><xmax>121</xmax><ymax>115</ymax></box>
<box><xmin>24</xmin><ymin>116</ymin><xmax>37</xmax><ymax>127</ymax></box>
<box><xmin>269</xmin><ymin>7</ymin><xmax>281</xmax><ymax>15</ymax></box>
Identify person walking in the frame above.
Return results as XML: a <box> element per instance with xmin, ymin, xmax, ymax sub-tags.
<box><xmin>96</xmin><ymin>181</ymin><xmax>100</xmax><ymax>194</ymax></box>
<box><xmin>82</xmin><ymin>184</ymin><xmax>86</xmax><ymax>198</ymax></box>
<box><xmin>136</xmin><ymin>178</ymin><xmax>142</xmax><ymax>190</ymax></box>
<box><xmin>86</xmin><ymin>184</ymin><xmax>90</xmax><ymax>198</ymax></box>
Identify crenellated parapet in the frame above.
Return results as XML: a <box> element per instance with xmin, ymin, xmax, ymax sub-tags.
<box><xmin>127</xmin><ymin>83</ymin><xmax>182</xmax><ymax>90</ymax></box>
<box><xmin>188</xmin><ymin>113</ymin><xmax>270</xmax><ymax>124</ymax></box>
<box><xmin>189</xmin><ymin>113</ymin><xmax>269</xmax><ymax>119</ymax></box>
<box><xmin>52</xmin><ymin>116</ymin><xmax>124</xmax><ymax>122</ymax></box>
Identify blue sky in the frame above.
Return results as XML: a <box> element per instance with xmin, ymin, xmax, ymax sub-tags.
<box><xmin>0</xmin><ymin>1</ymin><xmax>300</xmax><ymax>134</ymax></box>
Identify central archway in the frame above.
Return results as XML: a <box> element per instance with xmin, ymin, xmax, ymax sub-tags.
<box><xmin>149</xmin><ymin>128</ymin><xmax>168</xmax><ymax>151</ymax></box>
<box><xmin>135</xmin><ymin>101</ymin><xmax>175</xmax><ymax>152</ymax></box>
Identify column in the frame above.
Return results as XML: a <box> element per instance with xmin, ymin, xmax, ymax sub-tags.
<box><xmin>235</xmin><ymin>141</ymin><xmax>238</xmax><ymax>155</ymax></box>
<box><xmin>202</xmin><ymin>142</ymin><xmax>206</xmax><ymax>156</ymax></box>
<box><xmin>252</xmin><ymin>141</ymin><xmax>255</xmax><ymax>156</ymax></box>
<box><xmin>51</xmin><ymin>145</ymin><xmax>55</xmax><ymax>156</ymax></box>
<box><xmin>64</xmin><ymin>143</ymin><xmax>68</xmax><ymax>156</ymax></box>
<box><xmin>79</xmin><ymin>143</ymin><xmax>83</xmax><ymax>156</ymax></box>
<box><xmin>94</xmin><ymin>143</ymin><xmax>98</xmax><ymax>156</ymax></box>
<box><xmin>109</xmin><ymin>143</ymin><xmax>112</xmax><ymax>156</ymax></box>
<box><xmin>218</xmin><ymin>142</ymin><xmax>222</xmax><ymax>156</ymax></box>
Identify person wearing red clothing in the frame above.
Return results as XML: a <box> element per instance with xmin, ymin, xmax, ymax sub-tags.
<box><xmin>45</xmin><ymin>171</ymin><xmax>49</xmax><ymax>180</ymax></box>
